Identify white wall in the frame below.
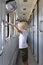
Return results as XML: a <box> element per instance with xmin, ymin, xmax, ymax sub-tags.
<box><xmin>0</xmin><ymin>0</ymin><xmax>5</xmax><ymax>65</ymax></box>
<box><xmin>3</xmin><ymin>36</ymin><xmax>19</xmax><ymax>65</ymax></box>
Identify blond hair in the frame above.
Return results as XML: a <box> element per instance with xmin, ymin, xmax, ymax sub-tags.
<box><xmin>18</xmin><ymin>22</ymin><xmax>28</xmax><ymax>30</ymax></box>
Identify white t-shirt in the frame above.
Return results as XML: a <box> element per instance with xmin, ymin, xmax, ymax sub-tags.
<box><xmin>19</xmin><ymin>30</ymin><xmax>28</xmax><ymax>49</ymax></box>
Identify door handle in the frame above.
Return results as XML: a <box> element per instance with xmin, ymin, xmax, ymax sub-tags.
<box><xmin>0</xmin><ymin>46</ymin><xmax>4</xmax><ymax>56</ymax></box>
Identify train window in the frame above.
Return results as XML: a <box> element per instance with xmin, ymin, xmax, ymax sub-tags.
<box><xmin>9</xmin><ymin>12</ymin><xmax>17</xmax><ymax>37</ymax></box>
<box><xmin>5</xmin><ymin>12</ymin><xmax>18</xmax><ymax>38</ymax></box>
<box><xmin>7</xmin><ymin>14</ymin><xmax>9</xmax><ymax>37</ymax></box>
<box><xmin>13</xmin><ymin>13</ymin><xmax>16</xmax><ymax>36</ymax></box>
<box><xmin>5</xmin><ymin>13</ymin><xmax>9</xmax><ymax>37</ymax></box>
<box><xmin>14</xmin><ymin>13</ymin><xmax>19</xmax><ymax>36</ymax></box>
<box><xmin>15</xmin><ymin>13</ymin><xmax>18</xmax><ymax>35</ymax></box>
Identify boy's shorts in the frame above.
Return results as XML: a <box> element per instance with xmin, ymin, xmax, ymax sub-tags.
<box><xmin>19</xmin><ymin>48</ymin><xmax>28</xmax><ymax>62</ymax></box>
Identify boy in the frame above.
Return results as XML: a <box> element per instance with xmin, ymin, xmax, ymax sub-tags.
<box><xmin>5</xmin><ymin>21</ymin><xmax>28</xmax><ymax>65</ymax></box>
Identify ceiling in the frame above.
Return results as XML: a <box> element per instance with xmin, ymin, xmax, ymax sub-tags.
<box><xmin>5</xmin><ymin>0</ymin><xmax>37</xmax><ymax>21</ymax></box>
<box><xmin>15</xmin><ymin>0</ymin><xmax>37</xmax><ymax>21</ymax></box>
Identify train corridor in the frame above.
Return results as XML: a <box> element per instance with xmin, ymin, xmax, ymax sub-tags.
<box><xmin>0</xmin><ymin>0</ymin><xmax>43</xmax><ymax>65</ymax></box>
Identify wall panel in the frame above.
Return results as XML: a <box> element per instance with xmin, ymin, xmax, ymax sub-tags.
<box><xmin>39</xmin><ymin>0</ymin><xmax>43</xmax><ymax>65</ymax></box>
<box><xmin>3</xmin><ymin>36</ymin><xmax>19</xmax><ymax>65</ymax></box>
<box><xmin>34</xmin><ymin>4</ymin><xmax>37</xmax><ymax>61</ymax></box>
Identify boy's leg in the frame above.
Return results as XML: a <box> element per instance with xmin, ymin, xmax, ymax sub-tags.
<box><xmin>24</xmin><ymin>60</ymin><xmax>28</xmax><ymax>65</ymax></box>
<box><xmin>20</xmin><ymin>48</ymin><xmax>28</xmax><ymax>65</ymax></box>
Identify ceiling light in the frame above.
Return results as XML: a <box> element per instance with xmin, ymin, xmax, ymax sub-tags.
<box><xmin>23</xmin><ymin>13</ymin><xmax>25</xmax><ymax>15</ymax></box>
<box><xmin>23</xmin><ymin>0</ymin><xmax>27</xmax><ymax>2</ymax></box>
<box><xmin>23</xmin><ymin>8</ymin><xmax>26</xmax><ymax>10</ymax></box>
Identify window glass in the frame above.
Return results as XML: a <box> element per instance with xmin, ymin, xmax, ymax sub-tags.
<box><xmin>5</xmin><ymin>14</ymin><xmax>9</xmax><ymax>37</ymax></box>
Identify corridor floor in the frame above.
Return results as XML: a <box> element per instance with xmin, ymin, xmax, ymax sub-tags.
<box><xmin>16</xmin><ymin>47</ymin><xmax>39</xmax><ymax>65</ymax></box>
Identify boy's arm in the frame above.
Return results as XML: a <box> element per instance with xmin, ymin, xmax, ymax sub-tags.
<box><xmin>10</xmin><ymin>23</ymin><xmax>22</xmax><ymax>33</ymax></box>
<box><xmin>4</xmin><ymin>21</ymin><xmax>22</xmax><ymax>33</ymax></box>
